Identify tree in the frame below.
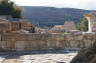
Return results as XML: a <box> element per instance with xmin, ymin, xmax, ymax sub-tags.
<box><xmin>77</xmin><ymin>17</ymin><xmax>88</xmax><ymax>31</ymax></box>
<box><xmin>0</xmin><ymin>0</ymin><xmax>22</xmax><ymax>18</ymax></box>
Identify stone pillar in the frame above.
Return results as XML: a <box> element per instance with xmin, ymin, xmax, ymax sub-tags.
<box><xmin>86</xmin><ymin>17</ymin><xmax>92</xmax><ymax>32</ymax></box>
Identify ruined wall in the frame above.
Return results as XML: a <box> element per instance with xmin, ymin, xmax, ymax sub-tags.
<box><xmin>0</xmin><ymin>33</ymin><xmax>95</xmax><ymax>51</ymax></box>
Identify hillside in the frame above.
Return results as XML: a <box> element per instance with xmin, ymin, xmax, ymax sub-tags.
<box><xmin>23</xmin><ymin>6</ymin><xmax>94</xmax><ymax>27</ymax></box>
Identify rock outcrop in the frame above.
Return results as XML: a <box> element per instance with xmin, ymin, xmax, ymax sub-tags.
<box><xmin>70</xmin><ymin>39</ymin><xmax>96</xmax><ymax>63</ymax></box>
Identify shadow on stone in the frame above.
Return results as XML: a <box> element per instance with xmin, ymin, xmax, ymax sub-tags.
<box><xmin>70</xmin><ymin>40</ymin><xmax>96</xmax><ymax>63</ymax></box>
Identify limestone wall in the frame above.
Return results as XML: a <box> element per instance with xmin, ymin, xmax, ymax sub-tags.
<box><xmin>0</xmin><ymin>33</ymin><xmax>95</xmax><ymax>51</ymax></box>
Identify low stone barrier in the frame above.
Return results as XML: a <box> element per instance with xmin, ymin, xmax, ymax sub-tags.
<box><xmin>0</xmin><ymin>33</ymin><xmax>95</xmax><ymax>51</ymax></box>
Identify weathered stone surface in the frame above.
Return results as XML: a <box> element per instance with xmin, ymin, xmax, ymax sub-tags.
<box><xmin>70</xmin><ymin>37</ymin><xmax>96</xmax><ymax>63</ymax></box>
<box><xmin>0</xmin><ymin>33</ymin><xmax>95</xmax><ymax>51</ymax></box>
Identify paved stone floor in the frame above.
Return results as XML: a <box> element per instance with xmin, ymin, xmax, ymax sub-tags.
<box><xmin>19</xmin><ymin>53</ymin><xmax>77</xmax><ymax>63</ymax></box>
<box><xmin>0</xmin><ymin>53</ymin><xmax>77</xmax><ymax>63</ymax></box>
<box><xmin>0</xmin><ymin>49</ymin><xmax>78</xmax><ymax>63</ymax></box>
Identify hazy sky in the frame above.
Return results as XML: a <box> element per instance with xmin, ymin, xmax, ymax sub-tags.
<box><xmin>11</xmin><ymin>0</ymin><xmax>96</xmax><ymax>10</ymax></box>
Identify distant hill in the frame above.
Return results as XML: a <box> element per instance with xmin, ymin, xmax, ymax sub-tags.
<box><xmin>22</xmin><ymin>6</ymin><xmax>94</xmax><ymax>27</ymax></box>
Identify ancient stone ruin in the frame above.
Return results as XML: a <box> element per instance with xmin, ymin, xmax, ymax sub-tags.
<box><xmin>63</xmin><ymin>21</ymin><xmax>77</xmax><ymax>31</ymax></box>
<box><xmin>0</xmin><ymin>17</ymin><xmax>35</xmax><ymax>33</ymax></box>
<box><xmin>70</xmin><ymin>12</ymin><xmax>96</xmax><ymax>63</ymax></box>
<box><xmin>49</xmin><ymin>21</ymin><xmax>77</xmax><ymax>33</ymax></box>
<box><xmin>85</xmin><ymin>12</ymin><xmax>96</xmax><ymax>32</ymax></box>
<box><xmin>0</xmin><ymin>33</ymin><xmax>95</xmax><ymax>51</ymax></box>
<box><xmin>0</xmin><ymin>13</ymin><xmax>95</xmax><ymax>51</ymax></box>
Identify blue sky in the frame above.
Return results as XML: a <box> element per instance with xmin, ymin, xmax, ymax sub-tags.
<box><xmin>11</xmin><ymin>0</ymin><xmax>96</xmax><ymax>10</ymax></box>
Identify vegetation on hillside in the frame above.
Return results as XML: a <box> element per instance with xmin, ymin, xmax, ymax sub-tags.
<box><xmin>0</xmin><ymin>0</ymin><xmax>22</xmax><ymax>18</ymax></box>
<box><xmin>77</xmin><ymin>17</ymin><xmax>88</xmax><ymax>31</ymax></box>
<box><xmin>23</xmin><ymin>6</ymin><xmax>93</xmax><ymax>27</ymax></box>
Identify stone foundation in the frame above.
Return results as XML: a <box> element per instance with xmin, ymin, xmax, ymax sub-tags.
<box><xmin>0</xmin><ymin>33</ymin><xmax>95</xmax><ymax>51</ymax></box>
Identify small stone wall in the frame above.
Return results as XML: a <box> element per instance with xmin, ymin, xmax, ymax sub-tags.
<box><xmin>0</xmin><ymin>33</ymin><xmax>95</xmax><ymax>51</ymax></box>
